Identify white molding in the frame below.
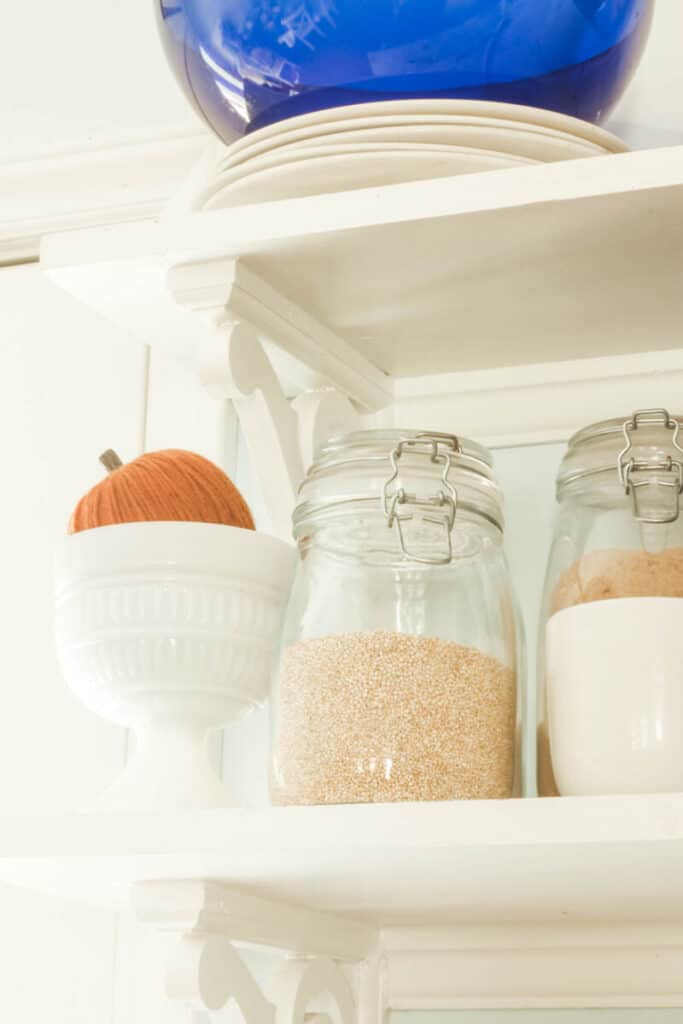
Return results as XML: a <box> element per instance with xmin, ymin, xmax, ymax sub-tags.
<box><xmin>381</xmin><ymin>925</ymin><xmax>683</xmax><ymax>1009</ymax></box>
<box><xmin>134</xmin><ymin>880</ymin><xmax>375</xmax><ymax>961</ymax></box>
<box><xmin>135</xmin><ymin>879</ymin><xmax>369</xmax><ymax>1024</ymax></box>
<box><xmin>42</xmin><ymin>246</ymin><xmax>391</xmax><ymax>409</ymax></box>
<box><xmin>386</xmin><ymin>348</ymin><xmax>683</xmax><ymax>447</ymax></box>
<box><xmin>163</xmin><ymin>273</ymin><xmax>363</xmax><ymax>534</ymax></box>
<box><xmin>168</xmin><ymin>258</ymin><xmax>393</xmax><ymax>410</ymax></box>
<box><xmin>0</xmin><ymin>132</ymin><xmax>209</xmax><ymax>265</ymax></box>
<box><xmin>40</xmin><ymin>145</ymin><xmax>683</xmax><ymax>267</ymax></box>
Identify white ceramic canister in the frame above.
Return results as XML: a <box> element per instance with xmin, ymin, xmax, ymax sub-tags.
<box><xmin>538</xmin><ymin>409</ymin><xmax>683</xmax><ymax>796</ymax></box>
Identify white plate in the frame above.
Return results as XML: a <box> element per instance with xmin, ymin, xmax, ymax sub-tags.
<box><xmin>203</xmin><ymin>146</ymin><xmax>538</xmax><ymax>210</ymax></box>
<box><xmin>209</xmin><ymin>140</ymin><xmax>535</xmax><ymax>195</ymax></box>
<box><xmin>224</xmin><ymin>99</ymin><xmax>627</xmax><ymax>163</ymax></box>
<box><xmin>223</xmin><ymin>119</ymin><xmax>612</xmax><ymax>173</ymax></box>
<box><xmin>201</xmin><ymin>143</ymin><xmax>536</xmax><ymax>208</ymax></box>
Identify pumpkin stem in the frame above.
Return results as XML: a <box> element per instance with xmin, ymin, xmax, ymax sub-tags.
<box><xmin>99</xmin><ymin>449</ymin><xmax>124</xmax><ymax>474</ymax></box>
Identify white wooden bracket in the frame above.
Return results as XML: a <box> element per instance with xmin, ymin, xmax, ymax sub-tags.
<box><xmin>132</xmin><ymin>884</ymin><xmax>683</xmax><ymax>1017</ymax></box>
<box><xmin>134</xmin><ymin>880</ymin><xmax>379</xmax><ymax>1024</ymax></box>
<box><xmin>166</xmin><ymin>258</ymin><xmax>362</xmax><ymax>539</ymax></box>
<box><xmin>167</xmin><ymin>258</ymin><xmax>392</xmax><ymax>413</ymax></box>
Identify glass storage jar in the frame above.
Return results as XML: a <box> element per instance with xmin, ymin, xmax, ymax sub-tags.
<box><xmin>538</xmin><ymin>408</ymin><xmax>683</xmax><ymax>797</ymax></box>
<box><xmin>270</xmin><ymin>429</ymin><xmax>522</xmax><ymax>806</ymax></box>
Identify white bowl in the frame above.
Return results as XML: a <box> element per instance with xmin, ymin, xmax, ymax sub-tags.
<box><xmin>55</xmin><ymin>522</ymin><xmax>296</xmax><ymax>810</ymax></box>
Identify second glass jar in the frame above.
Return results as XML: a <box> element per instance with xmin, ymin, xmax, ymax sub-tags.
<box><xmin>270</xmin><ymin>429</ymin><xmax>523</xmax><ymax>806</ymax></box>
<box><xmin>538</xmin><ymin>408</ymin><xmax>683</xmax><ymax>797</ymax></box>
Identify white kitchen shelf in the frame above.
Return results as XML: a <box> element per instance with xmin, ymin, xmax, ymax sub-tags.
<box><xmin>40</xmin><ymin>144</ymin><xmax>683</xmax><ymax>446</ymax></box>
<box><xmin>42</xmin><ymin>145</ymin><xmax>683</xmax><ymax>377</ymax></box>
<box><xmin>2</xmin><ymin>794</ymin><xmax>683</xmax><ymax>925</ymax></box>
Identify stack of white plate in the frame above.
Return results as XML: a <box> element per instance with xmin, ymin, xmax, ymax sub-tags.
<box><xmin>196</xmin><ymin>100</ymin><xmax>628</xmax><ymax>210</ymax></box>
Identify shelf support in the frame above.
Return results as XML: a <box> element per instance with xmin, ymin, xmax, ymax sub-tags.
<box><xmin>134</xmin><ymin>880</ymin><xmax>377</xmax><ymax>1024</ymax></box>
<box><xmin>272</xmin><ymin>955</ymin><xmax>357</xmax><ymax>1024</ymax></box>
<box><xmin>168</xmin><ymin>932</ymin><xmax>275</xmax><ymax>1022</ymax></box>
<box><xmin>166</xmin><ymin>261</ymin><xmax>360</xmax><ymax>539</ymax></box>
<box><xmin>167</xmin><ymin>257</ymin><xmax>392</xmax><ymax>412</ymax></box>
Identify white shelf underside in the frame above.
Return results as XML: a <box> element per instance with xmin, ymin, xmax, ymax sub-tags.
<box><xmin>38</xmin><ymin>145</ymin><xmax>683</xmax><ymax>446</ymax></box>
<box><xmin>43</xmin><ymin>146</ymin><xmax>683</xmax><ymax>381</ymax></box>
<box><xmin>3</xmin><ymin>794</ymin><xmax>683</xmax><ymax>926</ymax></box>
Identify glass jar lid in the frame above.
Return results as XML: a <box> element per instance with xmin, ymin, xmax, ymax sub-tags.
<box><xmin>293</xmin><ymin>428</ymin><xmax>504</xmax><ymax>565</ymax></box>
<box><xmin>558</xmin><ymin>408</ymin><xmax>683</xmax><ymax>524</ymax></box>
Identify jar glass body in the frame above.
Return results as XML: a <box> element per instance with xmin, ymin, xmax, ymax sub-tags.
<box><xmin>538</xmin><ymin>412</ymin><xmax>683</xmax><ymax>797</ymax></box>
<box><xmin>270</xmin><ymin>431</ymin><xmax>522</xmax><ymax>805</ymax></box>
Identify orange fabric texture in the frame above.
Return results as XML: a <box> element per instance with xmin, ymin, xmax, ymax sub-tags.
<box><xmin>68</xmin><ymin>449</ymin><xmax>255</xmax><ymax>533</ymax></box>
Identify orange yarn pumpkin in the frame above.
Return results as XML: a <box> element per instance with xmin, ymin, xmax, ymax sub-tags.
<box><xmin>68</xmin><ymin>449</ymin><xmax>255</xmax><ymax>534</ymax></box>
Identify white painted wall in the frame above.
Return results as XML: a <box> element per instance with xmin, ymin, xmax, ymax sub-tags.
<box><xmin>0</xmin><ymin>0</ymin><xmax>201</xmax><ymax>163</ymax></box>
<box><xmin>609</xmin><ymin>1</ymin><xmax>683</xmax><ymax>150</ymax></box>
<box><xmin>0</xmin><ymin>263</ymin><xmax>148</xmax><ymax>1021</ymax></box>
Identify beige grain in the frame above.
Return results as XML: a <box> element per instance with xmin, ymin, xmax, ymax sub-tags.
<box><xmin>272</xmin><ymin>630</ymin><xmax>516</xmax><ymax>805</ymax></box>
<box><xmin>551</xmin><ymin>546</ymin><xmax>683</xmax><ymax>615</ymax></box>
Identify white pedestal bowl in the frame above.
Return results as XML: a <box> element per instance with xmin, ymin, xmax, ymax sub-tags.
<box><xmin>54</xmin><ymin>522</ymin><xmax>296</xmax><ymax>811</ymax></box>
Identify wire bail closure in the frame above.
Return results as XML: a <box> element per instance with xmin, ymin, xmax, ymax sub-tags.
<box><xmin>617</xmin><ymin>409</ymin><xmax>683</xmax><ymax>524</ymax></box>
<box><xmin>382</xmin><ymin>433</ymin><xmax>460</xmax><ymax>564</ymax></box>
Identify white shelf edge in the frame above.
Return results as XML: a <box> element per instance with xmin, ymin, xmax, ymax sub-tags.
<box><xmin>4</xmin><ymin>793</ymin><xmax>683</xmax><ymax>858</ymax></box>
<box><xmin>38</xmin><ymin>143</ymin><xmax>683</xmax><ymax>425</ymax></box>
<box><xmin>40</xmin><ymin>145</ymin><xmax>683</xmax><ymax>271</ymax></box>
<box><xmin>3</xmin><ymin>797</ymin><xmax>683</xmax><ymax>1006</ymax></box>
<box><xmin>0</xmin><ymin>132</ymin><xmax>209</xmax><ymax>266</ymax></box>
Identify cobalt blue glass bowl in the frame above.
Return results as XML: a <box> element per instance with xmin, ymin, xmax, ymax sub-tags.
<box><xmin>157</xmin><ymin>0</ymin><xmax>654</xmax><ymax>142</ymax></box>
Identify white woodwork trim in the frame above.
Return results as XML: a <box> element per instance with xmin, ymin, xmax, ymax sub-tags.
<box><xmin>385</xmin><ymin>348</ymin><xmax>683</xmax><ymax>447</ymax></box>
<box><xmin>134</xmin><ymin>880</ymin><xmax>375</xmax><ymax>961</ymax></box>
<box><xmin>196</xmin><ymin>319</ymin><xmax>306</xmax><ymax>540</ymax></box>
<box><xmin>272</xmin><ymin>955</ymin><xmax>357</xmax><ymax>1024</ymax></box>
<box><xmin>15</xmin><ymin>136</ymin><xmax>682</xmax><ymax>274</ymax></box>
<box><xmin>135</xmin><ymin>880</ymin><xmax>370</xmax><ymax>1024</ymax></box>
<box><xmin>381</xmin><ymin>925</ymin><xmax>683</xmax><ymax>1009</ymax></box>
<box><xmin>158</xmin><ymin>274</ymin><xmax>362</xmax><ymax>534</ymax></box>
<box><xmin>168</xmin><ymin>932</ymin><xmax>276</xmax><ymax>1020</ymax></box>
<box><xmin>168</xmin><ymin>258</ymin><xmax>393</xmax><ymax>410</ymax></box>
<box><xmin>40</xmin><ymin>145</ymin><xmax>683</xmax><ymax>271</ymax></box>
<box><xmin>0</xmin><ymin>132</ymin><xmax>209</xmax><ymax>265</ymax></box>
<box><xmin>291</xmin><ymin>390</ymin><xmax>360</xmax><ymax>470</ymax></box>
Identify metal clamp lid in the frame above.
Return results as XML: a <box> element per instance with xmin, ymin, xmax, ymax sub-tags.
<box><xmin>382</xmin><ymin>433</ymin><xmax>460</xmax><ymax>565</ymax></box>
<box><xmin>617</xmin><ymin>408</ymin><xmax>683</xmax><ymax>524</ymax></box>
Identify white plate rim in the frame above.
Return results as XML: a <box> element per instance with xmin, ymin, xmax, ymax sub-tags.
<box><xmin>220</xmin><ymin>139</ymin><xmax>538</xmax><ymax>182</ymax></box>
<box><xmin>203</xmin><ymin>143</ymin><xmax>537</xmax><ymax>203</ymax></box>
<box><xmin>202</xmin><ymin>145</ymin><xmax>540</xmax><ymax>209</ymax></box>
<box><xmin>225</xmin><ymin>99</ymin><xmax>627</xmax><ymax>159</ymax></box>
<box><xmin>222</xmin><ymin>118</ymin><xmax>614</xmax><ymax>172</ymax></box>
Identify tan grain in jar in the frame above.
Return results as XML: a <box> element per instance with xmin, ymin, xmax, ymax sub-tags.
<box><xmin>272</xmin><ymin>630</ymin><xmax>516</xmax><ymax>805</ymax></box>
